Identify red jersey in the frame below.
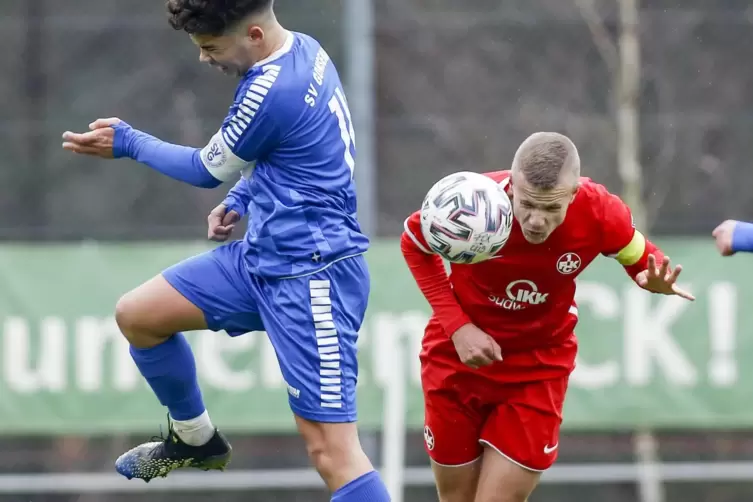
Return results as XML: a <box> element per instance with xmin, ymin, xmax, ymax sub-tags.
<box><xmin>402</xmin><ymin>171</ymin><xmax>663</xmax><ymax>370</ymax></box>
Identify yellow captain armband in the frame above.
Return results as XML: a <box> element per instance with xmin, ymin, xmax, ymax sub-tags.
<box><xmin>613</xmin><ymin>231</ymin><xmax>646</xmax><ymax>266</ymax></box>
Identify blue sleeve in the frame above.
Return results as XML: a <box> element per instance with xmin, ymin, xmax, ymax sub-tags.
<box><xmin>200</xmin><ymin>64</ymin><xmax>290</xmax><ymax>171</ymax></box>
<box><xmin>112</xmin><ymin>122</ymin><xmax>222</xmax><ymax>189</ymax></box>
<box><xmin>222</xmin><ymin>176</ymin><xmax>252</xmax><ymax>217</ymax></box>
<box><xmin>732</xmin><ymin>221</ymin><xmax>753</xmax><ymax>253</ymax></box>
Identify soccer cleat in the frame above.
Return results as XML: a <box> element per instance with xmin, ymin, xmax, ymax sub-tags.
<box><xmin>115</xmin><ymin>419</ymin><xmax>232</xmax><ymax>482</ymax></box>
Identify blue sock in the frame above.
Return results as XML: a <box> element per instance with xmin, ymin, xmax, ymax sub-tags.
<box><xmin>331</xmin><ymin>471</ymin><xmax>391</xmax><ymax>502</ymax></box>
<box><xmin>129</xmin><ymin>333</ymin><xmax>205</xmax><ymax>420</ymax></box>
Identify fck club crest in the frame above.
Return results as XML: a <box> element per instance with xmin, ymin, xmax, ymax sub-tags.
<box><xmin>557</xmin><ymin>252</ymin><xmax>582</xmax><ymax>275</ymax></box>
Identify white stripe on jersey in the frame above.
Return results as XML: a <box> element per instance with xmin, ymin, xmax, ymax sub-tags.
<box><xmin>222</xmin><ymin>64</ymin><xmax>282</xmax><ymax>150</ymax></box>
<box><xmin>199</xmin><ymin>65</ymin><xmax>283</xmax><ymax>181</ymax></box>
<box><xmin>403</xmin><ymin>217</ymin><xmax>433</xmax><ymax>255</ymax></box>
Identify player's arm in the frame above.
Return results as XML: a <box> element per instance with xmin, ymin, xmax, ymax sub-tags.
<box><xmin>111</xmin><ymin>76</ymin><xmax>283</xmax><ymax>190</ymax></box>
<box><xmin>605</xmin><ymin>227</ymin><xmax>664</xmax><ymax>281</ymax></box>
<box><xmin>712</xmin><ymin>219</ymin><xmax>753</xmax><ymax>256</ymax></box>
<box><xmin>598</xmin><ymin>190</ymin><xmax>664</xmax><ymax>281</ymax></box>
<box><xmin>732</xmin><ymin>222</ymin><xmax>753</xmax><ymax>252</ymax></box>
<box><xmin>400</xmin><ymin>211</ymin><xmax>473</xmax><ymax>336</ymax></box>
<box><xmin>220</xmin><ymin>176</ymin><xmax>252</xmax><ymax>218</ymax></box>
<box><xmin>110</xmin><ymin>122</ymin><xmax>224</xmax><ymax>188</ymax></box>
<box><xmin>63</xmin><ymin>69</ymin><xmax>287</xmax><ymax>189</ymax></box>
<box><xmin>62</xmin><ymin>117</ymin><xmax>226</xmax><ymax>188</ymax></box>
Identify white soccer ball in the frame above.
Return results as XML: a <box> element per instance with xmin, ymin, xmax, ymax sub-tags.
<box><xmin>420</xmin><ymin>171</ymin><xmax>514</xmax><ymax>264</ymax></box>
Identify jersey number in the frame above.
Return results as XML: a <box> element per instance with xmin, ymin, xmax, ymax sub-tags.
<box><xmin>328</xmin><ymin>87</ymin><xmax>356</xmax><ymax>177</ymax></box>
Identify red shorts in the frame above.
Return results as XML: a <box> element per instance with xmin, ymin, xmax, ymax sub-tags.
<box><xmin>420</xmin><ymin>338</ymin><xmax>575</xmax><ymax>471</ymax></box>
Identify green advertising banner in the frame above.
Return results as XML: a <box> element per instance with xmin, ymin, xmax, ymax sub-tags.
<box><xmin>0</xmin><ymin>239</ymin><xmax>751</xmax><ymax>434</ymax></box>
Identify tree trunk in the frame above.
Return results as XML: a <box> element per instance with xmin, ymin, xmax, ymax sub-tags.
<box><xmin>617</xmin><ymin>0</ymin><xmax>645</xmax><ymax>231</ymax></box>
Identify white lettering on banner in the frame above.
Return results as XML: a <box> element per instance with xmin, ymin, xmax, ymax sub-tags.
<box><xmin>624</xmin><ymin>285</ymin><xmax>698</xmax><ymax>386</ymax></box>
<box><xmin>0</xmin><ymin>281</ymin><xmax>741</xmax><ymax>398</ymax></box>
<box><xmin>260</xmin><ymin>335</ymin><xmax>284</xmax><ymax>389</ymax></box>
<box><xmin>4</xmin><ymin>317</ymin><xmax>67</xmax><ymax>393</ymax></box>
<box><xmin>372</xmin><ymin>314</ymin><xmax>397</xmax><ymax>387</ymax></box>
<box><xmin>355</xmin><ymin>325</ymin><xmax>368</xmax><ymax>387</ymax></box>
<box><xmin>571</xmin><ymin>281</ymin><xmax>741</xmax><ymax>391</ymax></box>
<box><xmin>571</xmin><ymin>283</ymin><xmax>621</xmax><ymax>389</ymax></box>
<box><xmin>407</xmin><ymin>313</ymin><xmax>427</xmax><ymax>387</ymax></box>
<box><xmin>371</xmin><ymin>311</ymin><xmax>428</xmax><ymax>388</ymax></box>
<box><xmin>708</xmin><ymin>282</ymin><xmax>737</xmax><ymax>387</ymax></box>
<box><xmin>76</xmin><ymin>316</ymin><xmax>140</xmax><ymax>392</ymax></box>
<box><xmin>196</xmin><ymin>330</ymin><xmax>256</xmax><ymax>391</ymax></box>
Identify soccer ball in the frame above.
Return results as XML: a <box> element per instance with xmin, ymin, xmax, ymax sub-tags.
<box><xmin>420</xmin><ymin>171</ymin><xmax>514</xmax><ymax>264</ymax></box>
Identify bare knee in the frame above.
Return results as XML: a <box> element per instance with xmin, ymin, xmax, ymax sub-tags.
<box><xmin>477</xmin><ymin>479</ymin><xmax>535</xmax><ymax>502</ymax></box>
<box><xmin>490</xmin><ymin>490</ymin><xmax>529</xmax><ymax>502</ymax></box>
<box><xmin>303</xmin><ymin>432</ymin><xmax>342</xmax><ymax>481</ymax></box>
<box><xmin>114</xmin><ymin>275</ymin><xmax>207</xmax><ymax>348</ymax></box>
<box><xmin>296</xmin><ymin>418</ymin><xmax>373</xmax><ymax>491</ymax></box>
<box><xmin>115</xmin><ymin>290</ymin><xmax>140</xmax><ymax>338</ymax></box>
<box><xmin>439</xmin><ymin>493</ymin><xmax>476</xmax><ymax>502</ymax></box>
<box><xmin>303</xmin><ymin>426</ymin><xmax>366</xmax><ymax>480</ymax></box>
<box><xmin>115</xmin><ymin>291</ymin><xmax>161</xmax><ymax>347</ymax></box>
<box><xmin>438</xmin><ymin>482</ymin><xmax>478</xmax><ymax>502</ymax></box>
<box><xmin>432</xmin><ymin>459</ymin><xmax>480</xmax><ymax>502</ymax></box>
<box><xmin>474</xmin><ymin>447</ymin><xmax>540</xmax><ymax>502</ymax></box>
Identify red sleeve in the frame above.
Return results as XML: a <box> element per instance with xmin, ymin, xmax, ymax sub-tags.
<box><xmin>595</xmin><ymin>185</ymin><xmax>665</xmax><ymax>281</ymax></box>
<box><xmin>622</xmin><ymin>238</ymin><xmax>663</xmax><ymax>280</ymax></box>
<box><xmin>400</xmin><ymin>212</ymin><xmax>473</xmax><ymax>337</ymax></box>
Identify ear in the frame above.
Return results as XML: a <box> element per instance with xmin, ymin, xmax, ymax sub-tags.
<box><xmin>570</xmin><ymin>182</ymin><xmax>580</xmax><ymax>203</ymax></box>
<box><xmin>247</xmin><ymin>25</ymin><xmax>264</xmax><ymax>41</ymax></box>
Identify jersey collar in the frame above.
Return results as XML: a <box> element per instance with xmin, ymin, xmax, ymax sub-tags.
<box><xmin>254</xmin><ymin>30</ymin><xmax>295</xmax><ymax>68</ymax></box>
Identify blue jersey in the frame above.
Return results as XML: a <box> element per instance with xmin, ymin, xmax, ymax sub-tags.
<box><xmin>199</xmin><ymin>32</ymin><xmax>369</xmax><ymax>279</ymax></box>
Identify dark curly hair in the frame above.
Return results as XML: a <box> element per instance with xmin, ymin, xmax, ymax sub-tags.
<box><xmin>166</xmin><ymin>0</ymin><xmax>274</xmax><ymax>36</ymax></box>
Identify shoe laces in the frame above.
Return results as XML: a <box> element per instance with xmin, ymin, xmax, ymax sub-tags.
<box><xmin>149</xmin><ymin>414</ymin><xmax>179</xmax><ymax>445</ymax></box>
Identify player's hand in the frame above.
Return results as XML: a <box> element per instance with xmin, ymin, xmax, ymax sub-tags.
<box><xmin>712</xmin><ymin>219</ymin><xmax>738</xmax><ymax>256</ymax></box>
<box><xmin>207</xmin><ymin>204</ymin><xmax>240</xmax><ymax>242</ymax></box>
<box><xmin>450</xmin><ymin>324</ymin><xmax>503</xmax><ymax>369</ymax></box>
<box><xmin>635</xmin><ymin>254</ymin><xmax>695</xmax><ymax>301</ymax></box>
<box><xmin>62</xmin><ymin>118</ymin><xmax>121</xmax><ymax>158</ymax></box>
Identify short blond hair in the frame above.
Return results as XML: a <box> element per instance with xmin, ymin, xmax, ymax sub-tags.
<box><xmin>512</xmin><ymin>132</ymin><xmax>580</xmax><ymax>189</ymax></box>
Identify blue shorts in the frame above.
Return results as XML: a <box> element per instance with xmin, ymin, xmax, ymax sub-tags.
<box><xmin>162</xmin><ymin>240</ymin><xmax>369</xmax><ymax>423</ymax></box>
